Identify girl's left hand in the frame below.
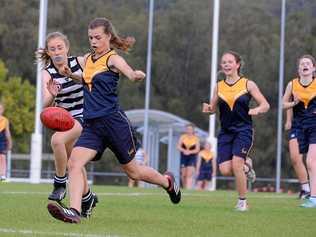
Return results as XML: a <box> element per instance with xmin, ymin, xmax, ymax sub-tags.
<box><xmin>248</xmin><ymin>108</ymin><xmax>260</xmax><ymax>116</ymax></box>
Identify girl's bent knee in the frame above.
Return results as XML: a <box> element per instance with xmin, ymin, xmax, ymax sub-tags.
<box><xmin>67</xmin><ymin>158</ymin><xmax>82</xmax><ymax>172</ymax></box>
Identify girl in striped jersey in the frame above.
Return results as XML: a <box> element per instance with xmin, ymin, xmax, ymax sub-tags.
<box><xmin>283</xmin><ymin>55</ymin><xmax>316</xmax><ymax>208</ymax></box>
<box><xmin>36</xmin><ymin>32</ymin><xmax>97</xmax><ymax>217</ymax></box>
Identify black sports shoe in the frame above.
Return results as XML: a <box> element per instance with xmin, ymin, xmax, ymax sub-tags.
<box><xmin>48</xmin><ymin>186</ymin><xmax>66</xmax><ymax>201</ymax></box>
<box><xmin>164</xmin><ymin>171</ymin><xmax>181</xmax><ymax>204</ymax></box>
<box><xmin>47</xmin><ymin>203</ymin><xmax>81</xmax><ymax>223</ymax></box>
<box><xmin>81</xmin><ymin>193</ymin><xmax>98</xmax><ymax>218</ymax></box>
<box><xmin>299</xmin><ymin>190</ymin><xmax>310</xmax><ymax>200</ymax></box>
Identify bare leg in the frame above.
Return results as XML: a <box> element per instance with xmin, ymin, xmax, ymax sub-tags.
<box><xmin>128</xmin><ymin>178</ymin><xmax>135</xmax><ymax>187</ymax></box>
<box><xmin>203</xmin><ymin>181</ymin><xmax>210</xmax><ymax>191</ymax></box>
<box><xmin>306</xmin><ymin>144</ymin><xmax>316</xmax><ymax>196</ymax></box>
<box><xmin>0</xmin><ymin>154</ymin><xmax>6</xmax><ymax>177</ymax></box>
<box><xmin>196</xmin><ymin>180</ymin><xmax>203</xmax><ymax>190</ymax></box>
<box><xmin>219</xmin><ymin>160</ymin><xmax>233</xmax><ymax>176</ymax></box>
<box><xmin>51</xmin><ymin>120</ymin><xmax>82</xmax><ymax>177</ymax></box>
<box><xmin>65</xmin><ymin>139</ymin><xmax>89</xmax><ymax>195</ymax></box>
<box><xmin>232</xmin><ymin>156</ymin><xmax>247</xmax><ymax>199</ymax></box>
<box><xmin>68</xmin><ymin>147</ymin><xmax>97</xmax><ymax>212</ymax></box>
<box><xmin>122</xmin><ymin>159</ymin><xmax>169</xmax><ymax>188</ymax></box>
<box><xmin>289</xmin><ymin>139</ymin><xmax>309</xmax><ymax>184</ymax></box>
<box><xmin>186</xmin><ymin>166</ymin><xmax>195</xmax><ymax>189</ymax></box>
<box><xmin>51</xmin><ymin>133</ymin><xmax>68</xmax><ymax>177</ymax></box>
<box><xmin>180</xmin><ymin>167</ymin><xmax>186</xmax><ymax>188</ymax></box>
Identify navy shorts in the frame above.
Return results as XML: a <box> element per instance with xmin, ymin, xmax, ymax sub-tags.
<box><xmin>74</xmin><ymin>116</ymin><xmax>84</xmax><ymax>127</ymax></box>
<box><xmin>217</xmin><ymin>128</ymin><xmax>253</xmax><ymax>164</ymax></box>
<box><xmin>180</xmin><ymin>153</ymin><xmax>197</xmax><ymax>168</ymax></box>
<box><xmin>0</xmin><ymin>141</ymin><xmax>6</xmax><ymax>155</ymax></box>
<box><xmin>75</xmin><ymin>111</ymin><xmax>137</xmax><ymax>164</ymax></box>
<box><xmin>288</xmin><ymin>128</ymin><xmax>298</xmax><ymax>140</ymax></box>
<box><xmin>288</xmin><ymin>122</ymin><xmax>302</xmax><ymax>140</ymax></box>
<box><xmin>197</xmin><ymin>164</ymin><xmax>212</xmax><ymax>181</ymax></box>
<box><xmin>297</xmin><ymin>126</ymin><xmax>316</xmax><ymax>154</ymax></box>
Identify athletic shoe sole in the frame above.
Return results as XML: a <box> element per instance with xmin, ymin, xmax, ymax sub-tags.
<box><xmin>47</xmin><ymin>203</ymin><xmax>80</xmax><ymax>224</ymax></box>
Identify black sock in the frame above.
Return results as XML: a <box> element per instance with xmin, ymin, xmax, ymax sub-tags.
<box><xmin>82</xmin><ymin>189</ymin><xmax>92</xmax><ymax>203</ymax></box>
<box><xmin>54</xmin><ymin>174</ymin><xmax>67</xmax><ymax>188</ymax></box>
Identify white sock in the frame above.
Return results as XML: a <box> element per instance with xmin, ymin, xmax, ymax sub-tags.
<box><xmin>301</xmin><ymin>182</ymin><xmax>310</xmax><ymax>192</ymax></box>
<box><xmin>309</xmin><ymin>196</ymin><xmax>316</xmax><ymax>203</ymax></box>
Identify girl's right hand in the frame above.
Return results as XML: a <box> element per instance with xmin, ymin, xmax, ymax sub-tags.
<box><xmin>284</xmin><ymin>121</ymin><xmax>292</xmax><ymax>130</ymax></box>
<box><xmin>58</xmin><ymin>65</ymin><xmax>72</xmax><ymax>78</ymax></box>
<box><xmin>47</xmin><ymin>79</ymin><xmax>61</xmax><ymax>96</ymax></box>
<box><xmin>292</xmin><ymin>94</ymin><xmax>300</xmax><ymax>106</ymax></box>
<box><xmin>202</xmin><ymin>103</ymin><xmax>212</xmax><ymax>113</ymax></box>
<box><xmin>134</xmin><ymin>70</ymin><xmax>146</xmax><ymax>81</ymax></box>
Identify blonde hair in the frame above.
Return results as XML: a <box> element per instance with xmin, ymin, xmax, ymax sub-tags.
<box><xmin>89</xmin><ymin>18</ymin><xmax>135</xmax><ymax>52</ymax></box>
<box><xmin>35</xmin><ymin>32</ymin><xmax>70</xmax><ymax>67</ymax></box>
<box><xmin>297</xmin><ymin>54</ymin><xmax>316</xmax><ymax>78</ymax></box>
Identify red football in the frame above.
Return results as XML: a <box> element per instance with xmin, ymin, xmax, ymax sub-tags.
<box><xmin>40</xmin><ymin>107</ymin><xmax>75</xmax><ymax>131</ymax></box>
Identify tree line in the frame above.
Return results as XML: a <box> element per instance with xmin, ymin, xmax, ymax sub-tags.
<box><xmin>0</xmin><ymin>0</ymin><xmax>316</xmax><ymax>178</ymax></box>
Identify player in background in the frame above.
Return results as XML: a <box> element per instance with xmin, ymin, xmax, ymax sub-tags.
<box><xmin>177</xmin><ymin>124</ymin><xmax>200</xmax><ymax>189</ymax></box>
<box><xmin>283</xmin><ymin>55</ymin><xmax>316</xmax><ymax>208</ymax></box>
<box><xmin>284</xmin><ymin>109</ymin><xmax>310</xmax><ymax>199</ymax></box>
<box><xmin>195</xmin><ymin>142</ymin><xmax>216</xmax><ymax>191</ymax></box>
<box><xmin>203</xmin><ymin>51</ymin><xmax>269</xmax><ymax>211</ymax></box>
<box><xmin>0</xmin><ymin>103</ymin><xmax>12</xmax><ymax>181</ymax></box>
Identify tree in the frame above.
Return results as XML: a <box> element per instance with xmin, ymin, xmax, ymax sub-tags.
<box><xmin>0</xmin><ymin>60</ymin><xmax>35</xmax><ymax>153</ymax></box>
<box><xmin>1</xmin><ymin>0</ymin><xmax>316</xmax><ymax>180</ymax></box>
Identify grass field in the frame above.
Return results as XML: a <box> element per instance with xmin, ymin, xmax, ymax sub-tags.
<box><xmin>0</xmin><ymin>183</ymin><xmax>315</xmax><ymax>237</ymax></box>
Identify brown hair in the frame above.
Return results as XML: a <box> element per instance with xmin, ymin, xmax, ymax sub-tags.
<box><xmin>186</xmin><ymin>123</ymin><xmax>195</xmax><ymax>129</ymax></box>
<box><xmin>88</xmin><ymin>17</ymin><xmax>135</xmax><ymax>52</ymax></box>
<box><xmin>297</xmin><ymin>54</ymin><xmax>316</xmax><ymax>67</ymax></box>
<box><xmin>222</xmin><ymin>50</ymin><xmax>244</xmax><ymax>76</ymax></box>
<box><xmin>35</xmin><ymin>32</ymin><xmax>70</xmax><ymax>67</ymax></box>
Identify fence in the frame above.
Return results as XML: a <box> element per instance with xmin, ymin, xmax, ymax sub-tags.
<box><xmin>5</xmin><ymin>153</ymin><xmax>300</xmax><ymax>193</ymax></box>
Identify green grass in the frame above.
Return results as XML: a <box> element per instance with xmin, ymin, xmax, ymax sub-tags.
<box><xmin>0</xmin><ymin>183</ymin><xmax>315</xmax><ymax>237</ymax></box>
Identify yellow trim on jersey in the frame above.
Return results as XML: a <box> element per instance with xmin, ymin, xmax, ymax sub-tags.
<box><xmin>199</xmin><ymin>149</ymin><xmax>213</xmax><ymax>161</ymax></box>
<box><xmin>218</xmin><ymin>78</ymin><xmax>248</xmax><ymax>110</ymax></box>
<box><xmin>0</xmin><ymin>116</ymin><xmax>8</xmax><ymax>132</ymax></box>
<box><xmin>83</xmin><ymin>50</ymin><xmax>117</xmax><ymax>91</ymax></box>
<box><xmin>292</xmin><ymin>78</ymin><xmax>316</xmax><ymax>109</ymax></box>
<box><xmin>180</xmin><ymin>134</ymin><xmax>199</xmax><ymax>149</ymax></box>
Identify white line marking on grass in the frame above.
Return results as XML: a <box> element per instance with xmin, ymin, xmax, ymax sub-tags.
<box><xmin>0</xmin><ymin>191</ymin><xmax>294</xmax><ymax>199</ymax></box>
<box><xmin>0</xmin><ymin>228</ymin><xmax>119</xmax><ymax>237</ymax></box>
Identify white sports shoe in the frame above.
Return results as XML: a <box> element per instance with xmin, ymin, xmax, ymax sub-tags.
<box><xmin>235</xmin><ymin>199</ymin><xmax>249</xmax><ymax>212</ymax></box>
<box><xmin>0</xmin><ymin>176</ymin><xmax>7</xmax><ymax>182</ymax></box>
<box><xmin>245</xmin><ymin>157</ymin><xmax>256</xmax><ymax>183</ymax></box>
